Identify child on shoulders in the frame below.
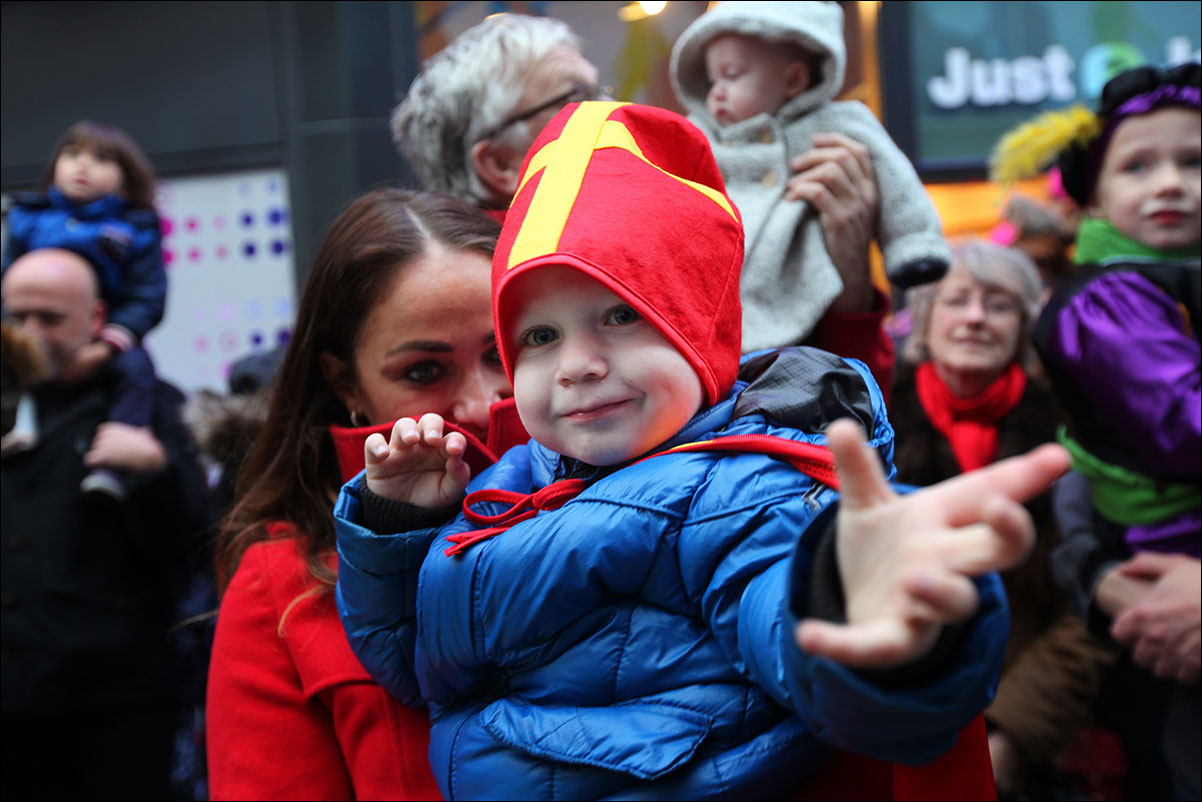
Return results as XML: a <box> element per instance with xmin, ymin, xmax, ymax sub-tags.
<box><xmin>992</xmin><ymin>62</ymin><xmax>1199</xmax><ymax>572</ymax></box>
<box><xmin>2</xmin><ymin>120</ymin><xmax>166</xmax><ymax>502</ymax></box>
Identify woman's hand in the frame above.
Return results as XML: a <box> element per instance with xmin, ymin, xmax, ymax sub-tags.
<box><xmin>1094</xmin><ymin>563</ymin><xmax>1154</xmax><ymax>619</ymax></box>
<box><xmin>786</xmin><ymin>132</ymin><xmax>879</xmax><ymax>313</ymax></box>
<box><xmin>364</xmin><ymin>413</ymin><xmax>471</xmax><ymax>508</ymax></box>
<box><xmin>795</xmin><ymin>419</ymin><xmax>1070</xmax><ymax>669</ymax></box>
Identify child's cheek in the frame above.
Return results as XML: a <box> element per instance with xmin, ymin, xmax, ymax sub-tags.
<box><xmin>511</xmin><ymin>360</ymin><xmax>550</xmax><ymax>435</ymax></box>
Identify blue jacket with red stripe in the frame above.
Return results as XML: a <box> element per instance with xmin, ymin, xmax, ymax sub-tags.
<box><xmin>334</xmin><ymin>348</ymin><xmax>1009</xmax><ymax>800</ymax></box>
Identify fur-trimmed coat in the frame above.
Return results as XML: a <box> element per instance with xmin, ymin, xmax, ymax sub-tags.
<box><xmin>183</xmin><ymin>389</ymin><xmax>270</xmax><ymax>511</ymax></box>
<box><xmin>890</xmin><ymin>363</ymin><xmax>1116</xmax><ymax>764</ymax></box>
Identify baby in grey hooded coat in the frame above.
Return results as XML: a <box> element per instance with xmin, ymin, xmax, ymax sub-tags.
<box><xmin>671</xmin><ymin>0</ymin><xmax>949</xmax><ymax>352</ymax></box>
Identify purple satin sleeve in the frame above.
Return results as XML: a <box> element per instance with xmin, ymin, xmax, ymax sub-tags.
<box><xmin>1127</xmin><ymin>510</ymin><xmax>1202</xmax><ymax>558</ymax></box>
<box><xmin>1047</xmin><ymin>271</ymin><xmax>1201</xmax><ymax>478</ymax></box>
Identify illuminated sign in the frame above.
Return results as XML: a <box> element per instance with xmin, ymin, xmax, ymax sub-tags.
<box><xmin>880</xmin><ymin>1</ymin><xmax>1200</xmax><ymax>180</ymax></box>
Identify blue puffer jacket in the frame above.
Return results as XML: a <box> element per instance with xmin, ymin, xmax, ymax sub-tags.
<box><xmin>335</xmin><ymin>349</ymin><xmax>1009</xmax><ymax>800</ymax></box>
<box><xmin>3</xmin><ymin>187</ymin><xmax>165</xmax><ymax>341</ymax></box>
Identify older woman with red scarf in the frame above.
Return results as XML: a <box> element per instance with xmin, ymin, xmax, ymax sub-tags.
<box><xmin>889</xmin><ymin>238</ymin><xmax>1115</xmax><ymax>799</ymax></box>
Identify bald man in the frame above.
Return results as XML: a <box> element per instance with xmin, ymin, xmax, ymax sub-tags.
<box><xmin>2</xmin><ymin>248</ymin><xmax>104</xmax><ymax>379</ymax></box>
<box><xmin>2</xmin><ymin>248</ymin><xmax>159</xmax><ymax>500</ymax></box>
<box><xmin>1</xmin><ymin>248</ymin><xmax>209</xmax><ymax>800</ymax></box>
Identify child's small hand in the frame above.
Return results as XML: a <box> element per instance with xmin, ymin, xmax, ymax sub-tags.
<box><xmin>796</xmin><ymin>419</ymin><xmax>1070</xmax><ymax>669</ymax></box>
<box><xmin>363</xmin><ymin>413</ymin><xmax>471</xmax><ymax>508</ymax></box>
<box><xmin>83</xmin><ymin>423</ymin><xmax>166</xmax><ymax>474</ymax></box>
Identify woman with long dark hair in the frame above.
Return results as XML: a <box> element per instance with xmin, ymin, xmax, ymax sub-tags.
<box><xmin>206</xmin><ymin>188</ymin><xmax>525</xmax><ymax>800</ymax></box>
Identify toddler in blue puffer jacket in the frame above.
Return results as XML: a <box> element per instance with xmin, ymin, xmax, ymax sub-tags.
<box><xmin>333</xmin><ymin>102</ymin><xmax>1070</xmax><ymax>800</ymax></box>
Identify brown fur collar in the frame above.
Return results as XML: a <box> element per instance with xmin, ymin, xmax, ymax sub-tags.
<box><xmin>183</xmin><ymin>389</ymin><xmax>269</xmax><ymax>467</ymax></box>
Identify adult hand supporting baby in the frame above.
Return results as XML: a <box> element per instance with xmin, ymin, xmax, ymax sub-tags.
<box><xmin>363</xmin><ymin>413</ymin><xmax>471</xmax><ymax>508</ymax></box>
<box><xmin>1110</xmin><ymin>552</ymin><xmax>1201</xmax><ymax>685</ymax></box>
<box><xmin>796</xmin><ymin>419</ymin><xmax>1070</xmax><ymax>669</ymax></box>
<box><xmin>786</xmin><ymin>132</ymin><xmax>878</xmax><ymax>314</ymax></box>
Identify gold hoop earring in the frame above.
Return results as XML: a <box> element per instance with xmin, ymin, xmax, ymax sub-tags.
<box><xmin>350</xmin><ymin>410</ymin><xmax>367</xmax><ymax>427</ymax></box>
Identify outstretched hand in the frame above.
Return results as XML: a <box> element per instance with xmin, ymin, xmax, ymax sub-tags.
<box><xmin>796</xmin><ymin>419</ymin><xmax>1070</xmax><ymax>669</ymax></box>
<box><xmin>364</xmin><ymin>413</ymin><xmax>471</xmax><ymax>509</ymax></box>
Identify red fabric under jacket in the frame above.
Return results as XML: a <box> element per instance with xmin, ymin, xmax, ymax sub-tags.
<box><xmin>206</xmin><ymin>535</ymin><xmax>441</xmax><ymax>801</ymax></box>
<box><xmin>814</xmin><ymin>284</ymin><xmax>895</xmax><ymax>403</ymax></box>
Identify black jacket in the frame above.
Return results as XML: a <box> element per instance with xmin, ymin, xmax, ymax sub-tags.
<box><xmin>1</xmin><ymin>372</ymin><xmax>209</xmax><ymax>713</ymax></box>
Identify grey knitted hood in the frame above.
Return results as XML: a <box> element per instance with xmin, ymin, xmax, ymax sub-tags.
<box><xmin>671</xmin><ymin>1</ymin><xmax>846</xmax><ymax>122</ymax></box>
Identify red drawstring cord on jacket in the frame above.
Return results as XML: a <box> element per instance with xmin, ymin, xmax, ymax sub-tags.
<box><xmin>445</xmin><ymin>434</ymin><xmax>840</xmax><ymax>557</ymax></box>
<box><xmin>648</xmin><ymin>435</ymin><xmax>841</xmax><ymax>489</ymax></box>
<box><xmin>445</xmin><ymin>479</ymin><xmax>590</xmax><ymax>556</ymax></box>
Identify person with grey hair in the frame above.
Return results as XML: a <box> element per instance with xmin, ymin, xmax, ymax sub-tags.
<box><xmin>900</xmin><ymin>239</ymin><xmax>1043</xmax><ymax>372</ymax></box>
<box><xmin>888</xmin><ymin>238</ymin><xmax>1115</xmax><ymax>799</ymax></box>
<box><xmin>391</xmin><ymin>13</ymin><xmax>602</xmax><ymax>210</ymax></box>
<box><xmin>391</xmin><ymin>11</ymin><xmax>900</xmax><ymax>395</ymax></box>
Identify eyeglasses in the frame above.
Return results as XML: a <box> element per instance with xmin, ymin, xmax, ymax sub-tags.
<box><xmin>478</xmin><ymin>83</ymin><xmax>614</xmax><ymax>142</ymax></box>
<box><xmin>934</xmin><ymin>291</ymin><xmax>1022</xmax><ymax>317</ymax></box>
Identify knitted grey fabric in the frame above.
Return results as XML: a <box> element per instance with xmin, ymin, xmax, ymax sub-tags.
<box><xmin>671</xmin><ymin>0</ymin><xmax>950</xmax><ymax>350</ymax></box>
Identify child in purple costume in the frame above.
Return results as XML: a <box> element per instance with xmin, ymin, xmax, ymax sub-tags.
<box><xmin>996</xmin><ymin>62</ymin><xmax>1199</xmax><ymax>797</ymax></box>
<box><xmin>1021</xmin><ymin>63</ymin><xmax>1199</xmax><ymax>563</ymax></box>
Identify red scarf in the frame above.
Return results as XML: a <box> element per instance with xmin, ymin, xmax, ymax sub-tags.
<box><xmin>915</xmin><ymin>362</ymin><xmax>1026</xmax><ymax>472</ymax></box>
<box><xmin>328</xmin><ymin>397</ymin><xmax>529</xmax><ymax>483</ymax></box>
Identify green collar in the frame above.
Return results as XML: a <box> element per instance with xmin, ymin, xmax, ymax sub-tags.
<box><xmin>1073</xmin><ymin>216</ymin><xmax>1201</xmax><ymax>265</ymax></box>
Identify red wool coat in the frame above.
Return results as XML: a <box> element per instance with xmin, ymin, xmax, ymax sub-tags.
<box><xmin>207</xmin><ymin>402</ymin><xmax>529</xmax><ymax>800</ymax></box>
<box><xmin>206</xmin><ymin>534</ymin><xmax>441</xmax><ymax>801</ymax></box>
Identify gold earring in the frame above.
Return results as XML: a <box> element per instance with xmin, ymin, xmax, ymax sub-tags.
<box><xmin>350</xmin><ymin>410</ymin><xmax>367</xmax><ymax>427</ymax></box>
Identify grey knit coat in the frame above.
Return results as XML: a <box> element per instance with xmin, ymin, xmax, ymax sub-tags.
<box><xmin>671</xmin><ymin>0</ymin><xmax>950</xmax><ymax>351</ymax></box>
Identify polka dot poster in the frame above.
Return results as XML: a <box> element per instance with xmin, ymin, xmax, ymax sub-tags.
<box><xmin>142</xmin><ymin>168</ymin><xmax>295</xmax><ymax>393</ymax></box>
